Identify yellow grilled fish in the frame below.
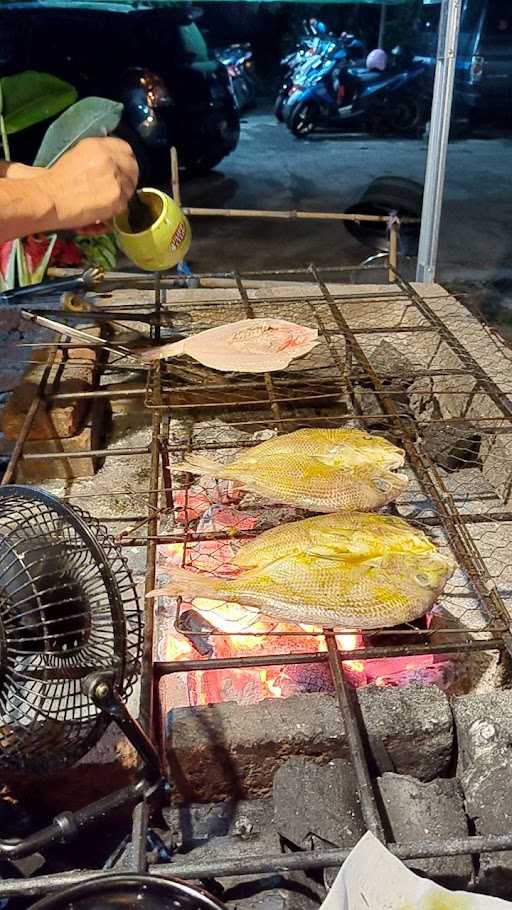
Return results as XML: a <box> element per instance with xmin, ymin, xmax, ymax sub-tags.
<box><xmin>152</xmin><ymin>512</ymin><xmax>455</xmax><ymax>630</ymax></box>
<box><xmin>171</xmin><ymin>428</ymin><xmax>408</xmax><ymax>512</ymax></box>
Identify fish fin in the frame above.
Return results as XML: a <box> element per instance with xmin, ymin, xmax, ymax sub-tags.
<box><xmin>308</xmin><ymin>546</ymin><xmax>344</xmax><ymax>562</ymax></box>
<box><xmin>147</xmin><ymin>567</ymin><xmax>226</xmax><ymax>600</ymax></box>
<box><xmin>139</xmin><ymin>339</ymin><xmax>186</xmax><ymax>362</ymax></box>
<box><xmin>170</xmin><ymin>454</ymin><xmax>225</xmax><ymax>476</ymax></box>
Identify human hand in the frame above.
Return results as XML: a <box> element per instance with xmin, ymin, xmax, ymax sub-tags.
<box><xmin>44</xmin><ymin>137</ymin><xmax>139</xmax><ymax>230</ymax></box>
<box><xmin>0</xmin><ymin>162</ymin><xmax>43</xmax><ymax>180</ymax></box>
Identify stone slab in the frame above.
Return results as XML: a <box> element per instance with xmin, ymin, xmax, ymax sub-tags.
<box><xmin>164</xmin><ymin>686</ymin><xmax>453</xmax><ymax>803</ymax></box>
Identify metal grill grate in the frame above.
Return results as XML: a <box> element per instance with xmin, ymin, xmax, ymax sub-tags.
<box><xmin>2</xmin><ymin>263</ymin><xmax>512</xmax><ymax>896</ymax></box>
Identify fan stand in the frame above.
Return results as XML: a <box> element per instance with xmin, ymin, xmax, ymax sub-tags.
<box><xmin>0</xmin><ymin>673</ymin><xmax>166</xmax><ymax>861</ymax></box>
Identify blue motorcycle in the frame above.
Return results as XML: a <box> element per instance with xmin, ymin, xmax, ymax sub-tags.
<box><xmin>274</xmin><ymin>27</ymin><xmax>365</xmax><ymax>123</ymax></box>
<box><xmin>284</xmin><ymin>48</ymin><xmax>428</xmax><ymax>139</ymax></box>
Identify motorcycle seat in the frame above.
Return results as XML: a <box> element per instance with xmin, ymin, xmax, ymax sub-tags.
<box><xmin>355</xmin><ymin>70</ymin><xmax>385</xmax><ymax>85</ymax></box>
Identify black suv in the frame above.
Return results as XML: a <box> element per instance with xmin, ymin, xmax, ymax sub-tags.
<box><xmin>417</xmin><ymin>0</ymin><xmax>512</xmax><ymax>121</ymax></box>
<box><xmin>0</xmin><ymin>3</ymin><xmax>240</xmax><ymax>178</ymax></box>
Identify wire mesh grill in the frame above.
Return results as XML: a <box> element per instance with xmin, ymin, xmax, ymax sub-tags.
<box><xmin>140</xmin><ymin>270</ymin><xmax>512</xmax><ymax>650</ymax></box>
<box><xmin>0</xmin><ymin>487</ymin><xmax>142</xmax><ymax>773</ymax></box>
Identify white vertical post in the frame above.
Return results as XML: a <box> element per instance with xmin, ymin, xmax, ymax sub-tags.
<box><xmin>378</xmin><ymin>3</ymin><xmax>387</xmax><ymax>47</ymax></box>
<box><xmin>416</xmin><ymin>0</ymin><xmax>462</xmax><ymax>283</ymax></box>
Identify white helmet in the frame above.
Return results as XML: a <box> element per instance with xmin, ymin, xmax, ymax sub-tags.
<box><xmin>366</xmin><ymin>48</ymin><xmax>388</xmax><ymax>72</ymax></box>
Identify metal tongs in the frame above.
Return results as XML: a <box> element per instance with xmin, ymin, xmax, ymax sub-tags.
<box><xmin>0</xmin><ymin>266</ymin><xmax>105</xmax><ymax>306</ymax></box>
<box><xmin>20</xmin><ymin>310</ymin><xmax>187</xmax><ymax>363</ymax></box>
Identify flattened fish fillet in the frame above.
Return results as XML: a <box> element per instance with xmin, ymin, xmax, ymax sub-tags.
<box><xmin>139</xmin><ymin>318</ymin><xmax>319</xmax><ymax>372</ymax></box>
<box><xmin>151</xmin><ymin>511</ymin><xmax>455</xmax><ymax>630</ymax></box>
<box><xmin>172</xmin><ymin>427</ymin><xmax>408</xmax><ymax>512</ymax></box>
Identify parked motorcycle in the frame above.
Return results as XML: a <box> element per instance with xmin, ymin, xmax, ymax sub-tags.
<box><xmin>284</xmin><ymin>46</ymin><xmax>427</xmax><ymax>139</ymax></box>
<box><xmin>215</xmin><ymin>43</ymin><xmax>256</xmax><ymax>112</ymax></box>
<box><xmin>274</xmin><ymin>23</ymin><xmax>365</xmax><ymax>123</ymax></box>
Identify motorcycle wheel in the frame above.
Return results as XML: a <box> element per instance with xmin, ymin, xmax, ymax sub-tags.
<box><xmin>234</xmin><ymin>77</ymin><xmax>253</xmax><ymax>113</ymax></box>
<box><xmin>274</xmin><ymin>91</ymin><xmax>287</xmax><ymax>122</ymax></box>
<box><xmin>388</xmin><ymin>95</ymin><xmax>423</xmax><ymax>135</ymax></box>
<box><xmin>289</xmin><ymin>101</ymin><xmax>317</xmax><ymax>138</ymax></box>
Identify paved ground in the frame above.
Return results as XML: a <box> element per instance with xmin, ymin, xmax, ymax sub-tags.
<box><xmin>180</xmin><ymin>111</ymin><xmax>512</xmax><ymax>292</ymax></box>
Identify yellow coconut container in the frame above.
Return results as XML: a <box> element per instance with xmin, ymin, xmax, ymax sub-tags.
<box><xmin>113</xmin><ymin>187</ymin><xmax>191</xmax><ymax>272</ymax></box>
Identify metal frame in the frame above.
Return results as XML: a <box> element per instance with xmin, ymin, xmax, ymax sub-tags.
<box><xmin>2</xmin><ymin>264</ymin><xmax>512</xmax><ymax>897</ymax></box>
<box><xmin>416</xmin><ymin>0</ymin><xmax>462</xmax><ymax>283</ymax></box>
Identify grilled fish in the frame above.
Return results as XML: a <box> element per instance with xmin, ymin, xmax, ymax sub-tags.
<box><xmin>139</xmin><ymin>318</ymin><xmax>319</xmax><ymax>372</ymax></box>
<box><xmin>172</xmin><ymin>427</ymin><xmax>408</xmax><ymax>512</ymax></box>
<box><xmin>152</xmin><ymin>511</ymin><xmax>455</xmax><ymax>630</ymax></box>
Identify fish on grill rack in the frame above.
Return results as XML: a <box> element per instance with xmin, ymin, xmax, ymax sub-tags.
<box><xmin>171</xmin><ymin>427</ymin><xmax>408</xmax><ymax>512</ymax></box>
<box><xmin>151</xmin><ymin>511</ymin><xmax>455</xmax><ymax>630</ymax></box>
<box><xmin>138</xmin><ymin>318</ymin><xmax>320</xmax><ymax>372</ymax></box>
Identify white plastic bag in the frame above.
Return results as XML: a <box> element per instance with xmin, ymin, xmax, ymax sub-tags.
<box><xmin>320</xmin><ymin>832</ymin><xmax>512</xmax><ymax>910</ymax></box>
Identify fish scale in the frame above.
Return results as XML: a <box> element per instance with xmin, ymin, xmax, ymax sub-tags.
<box><xmin>172</xmin><ymin>427</ymin><xmax>408</xmax><ymax>513</ymax></box>
<box><xmin>153</xmin><ymin>511</ymin><xmax>455</xmax><ymax>630</ymax></box>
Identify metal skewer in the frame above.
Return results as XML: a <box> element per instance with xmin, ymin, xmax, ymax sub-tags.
<box><xmin>20</xmin><ymin>310</ymin><xmax>148</xmax><ymax>362</ymax></box>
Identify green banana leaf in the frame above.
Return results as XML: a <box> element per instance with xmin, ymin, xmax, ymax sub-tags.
<box><xmin>0</xmin><ymin>71</ymin><xmax>78</xmax><ymax>135</ymax></box>
<box><xmin>34</xmin><ymin>96</ymin><xmax>124</xmax><ymax>167</ymax></box>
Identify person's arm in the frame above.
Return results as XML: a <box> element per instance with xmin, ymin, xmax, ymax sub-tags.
<box><xmin>0</xmin><ymin>137</ymin><xmax>138</xmax><ymax>243</ymax></box>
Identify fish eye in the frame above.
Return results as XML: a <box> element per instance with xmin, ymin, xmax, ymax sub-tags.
<box><xmin>415</xmin><ymin>572</ymin><xmax>432</xmax><ymax>587</ymax></box>
<box><xmin>374</xmin><ymin>478</ymin><xmax>391</xmax><ymax>492</ymax></box>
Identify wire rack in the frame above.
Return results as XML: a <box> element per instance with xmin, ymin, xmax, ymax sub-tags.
<box><xmin>2</xmin><ymin>263</ymin><xmax>512</xmax><ymax>895</ymax></box>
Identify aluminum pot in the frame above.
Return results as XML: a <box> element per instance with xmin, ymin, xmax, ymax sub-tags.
<box><xmin>28</xmin><ymin>874</ymin><xmax>227</xmax><ymax>910</ymax></box>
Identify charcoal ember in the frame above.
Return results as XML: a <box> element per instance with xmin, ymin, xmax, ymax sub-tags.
<box><xmin>378</xmin><ymin>773</ymin><xmax>472</xmax><ymax>888</ymax></box>
<box><xmin>180</xmin><ymin>609</ymin><xmax>215</xmax><ymax>657</ymax></box>
<box><xmin>274</xmin><ymin>663</ymin><xmax>334</xmax><ymax>698</ymax></box>
<box><xmin>272</xmin><ymin>758</ymin><xmax>364</xmax><ymax>850</ymax></box>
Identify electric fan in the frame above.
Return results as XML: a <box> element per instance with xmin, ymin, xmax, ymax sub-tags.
<box><xmin>28</xmin><ymin>875</ymin><xmax>228</xmax><ymax>909</ymax></box>
<box><xmin>0</xmin><ymin>485</ymin><xmax>143</xmax><ymax>774</ymax></box>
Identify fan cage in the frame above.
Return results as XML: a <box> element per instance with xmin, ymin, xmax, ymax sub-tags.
<box><xmin>0</xmin><ymin>487</ymin><xmax>142</xmax><ymax>774</ymax></box>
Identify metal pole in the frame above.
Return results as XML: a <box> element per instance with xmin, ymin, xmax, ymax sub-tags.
<box><xmin>378</xmin><ymin>3</ymin><xmax>387</xmax><ymax>47</ymax></box>
<box><xmin>416</xmin><ymin>0</ymin><xmax>462</xmax><ymax>283</ymax></box>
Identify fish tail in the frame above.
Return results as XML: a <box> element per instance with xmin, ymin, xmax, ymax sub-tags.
<box><xmin>148</xmin><ymin>567</ymin><xmax>227</xmax><ymax>600</ymax></box>
<box><xmin>139</xmin><ymin>340</ymin><xmax>186</xmax><ymax>362</ymax></box>
<box><xmin>170</xmin><ymin>453</ymin><xmax>225</xmax><ymax>477</ymax></box>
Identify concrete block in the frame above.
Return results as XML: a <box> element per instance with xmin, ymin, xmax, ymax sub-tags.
<box><xmin>358</xmin><ymin>684</ymin><xmax>453</xmax><ymax>781</ymax></box>
<box><xmin>452</xmin><ymin>691</ymin><xmax>512</xmax><ymax>770</ymax></box>
<box><xmin>164</xmin><ymin>686</ymin><xmax>453</xmax><ymax>803</ymax></box>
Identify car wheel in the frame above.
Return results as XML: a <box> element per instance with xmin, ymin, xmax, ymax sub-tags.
<box><xmin>183</xmin><ymin>110</ymin><xmax>241</xmax><ymax>175</ymax></box>
<box><xmin>289</xmin><ymin>101</ymin><xmax>317</xmax><ymax>138</ymax></box>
